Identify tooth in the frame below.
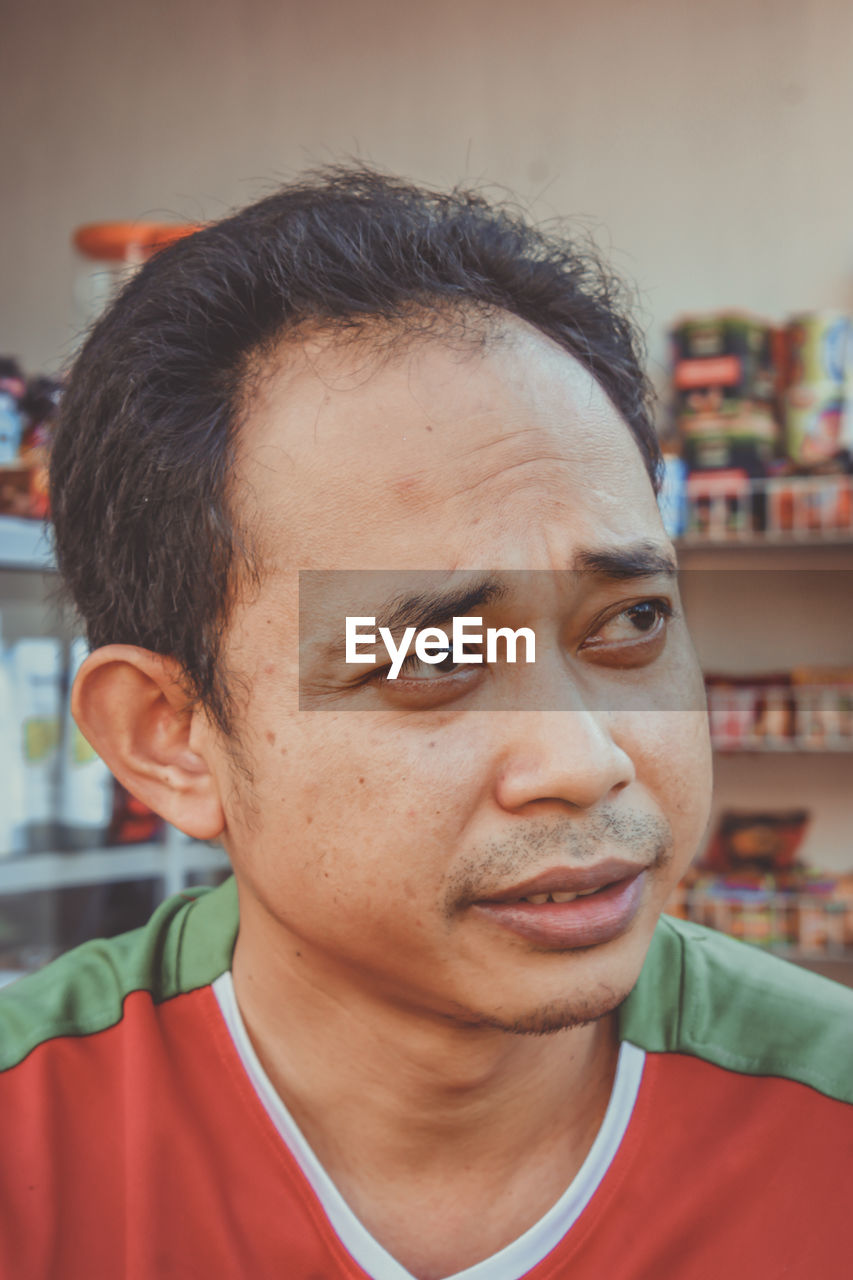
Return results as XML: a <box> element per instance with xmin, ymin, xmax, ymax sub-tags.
<box><xmin>576</xmin><ymin>887</ymin><xmax>600</xmax><ymax>897</ymax></box>
<box><xmin>525</xmin><ymin>893</ymin><xmax>549</xmax><ymax>904</ymax></box>
<box><xmin>551</xmin><ymin>890</ymin><xmax>578</xmax><ymax>903</ymax></box>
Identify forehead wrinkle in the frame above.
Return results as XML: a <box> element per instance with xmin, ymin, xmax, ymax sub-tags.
<box><xmin>457</xmin><ymin>425</ymin><xmax>557</xmax><ymax>457</ymax></box>
<box><xmin>446</xmin><ymin>453</ymin><xmax>577</xmax><ymax>505</ymax></box>
<box><xmin>390</xmin><ymin>427</ymin><xmax>588</xmax><ymax>515</ymax></box>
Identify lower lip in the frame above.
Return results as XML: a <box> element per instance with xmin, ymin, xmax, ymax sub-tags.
<box><xmin>471</xmin><ymin>872</ymin><xmax>647</xmax><ymax>950</ymax></box>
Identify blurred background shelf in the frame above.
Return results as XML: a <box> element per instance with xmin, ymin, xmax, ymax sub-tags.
<box><xmin>0</xmin><ymin>837</ymin><xmax>230</xmax><ymax>898</ymax></box>
<box><xmin>0</xmin><ymin>516</ymin><xmax>54</xmax><ymax>571</ymax></box>
<box><xmin>672</xmin><ymin>469</ymin><xmax>853</xmax><ymax>545</ymax></box>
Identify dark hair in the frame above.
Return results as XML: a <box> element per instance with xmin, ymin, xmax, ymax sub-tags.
<box><xmin>50</xmin><ymin>167</ymin><xmax>660</xmax><ymax>734</ymax></box>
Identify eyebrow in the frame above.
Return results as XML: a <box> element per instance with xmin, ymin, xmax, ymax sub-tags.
<box><xmin>314</xmin><ymin>545</ymin><xmax>676</xmax><ymax>665</ymax></box>
<box><xmin>571</xmin><ymin>542</ymin><xmax>678</xmax><ymax>580</ymax></box>
<box><xmin>374</xmin><ymin>575</ymin><xmax>509</xmax><ymax>635</ymax></box>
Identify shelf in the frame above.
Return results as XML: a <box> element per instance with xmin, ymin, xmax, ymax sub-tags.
<box><xmin>769</xmin><ymin>946</ymin><xmax>853</xmax><ymax>965</ymax></box>
<box><xmin>0</xmin><ymin>841</ymin><xmax>230</xmax><ymax>897</ymax></box>
<box><xmin>677</xmin><ymin>535</ymin><xmax>853</xmax><ymax>552</ymax></box>
<box><xmin>791</xmin><ymin>955</ymin><xmax>853</xmax><ymax>986</ymax></box>
<box><xmin>0</xmin><ymin>516</ymin><xmax>54</xmax><ymax>570</ymax></box>
<box><xmin>675</xmin><ymin>473</ymin><xmax>853</xmax><ymax>547</ymax></box>
<box><xmin>712</xmin><ymin>743</ymin><xmax>853</xmax><ymax>755</ymax></box>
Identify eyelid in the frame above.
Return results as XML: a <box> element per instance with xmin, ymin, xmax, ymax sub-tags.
<box><xmin>372</xmin><ymin>640</ymin><xmax>484</xmax><ymax>680</ymax></box>
<box><xmin>580</xmin><ymin>596</ymin><xmax>676</xmax><ymax>649</ymax></box>
<box><xmin>372</xmin><ymin>660</ymin><xmax>484</xmax><ymax>708</ymax></box>
<box><xmin>380</xmin><ymin>650</ymin><xmax>482</xmax><ymax>684</ymax></box>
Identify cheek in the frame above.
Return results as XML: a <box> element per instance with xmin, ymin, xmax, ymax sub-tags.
<box><xmin>244</xmin><ymin>714</ymin><xmax>489</xmax><ymax>886</ymax></box>
<box><xmin>630</xmin><ymin>709</ymin><xmax>713</xmax><ymax>853</ymax></box>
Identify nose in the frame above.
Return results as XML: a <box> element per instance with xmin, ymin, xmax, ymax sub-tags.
<box><xmin>492</xmin><ymin>708</ymin><xmax>636</xmax><ymax>815</ymax></box>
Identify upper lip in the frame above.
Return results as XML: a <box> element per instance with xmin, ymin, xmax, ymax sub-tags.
<box><xmin>476</xmin><ymin>858</ymin><xmax>648</xmax><ymax>903</ymax></box>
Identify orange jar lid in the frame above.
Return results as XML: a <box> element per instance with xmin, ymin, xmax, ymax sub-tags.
<box><xmin>72</xmin><ymin>221</ymin><xmax>204</xmax><ymax>262</ymax></box>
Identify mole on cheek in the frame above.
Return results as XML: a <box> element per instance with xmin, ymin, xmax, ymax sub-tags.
<box><xmin>265</xmin><ymin>730</ymin><xmax>276</xmax><ymax>745</ymax></box>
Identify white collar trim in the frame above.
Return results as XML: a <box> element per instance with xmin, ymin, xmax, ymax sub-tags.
<box><xmin>212</xmin><ymin>971</ymin><xmax>644</xmax><ymax>1280</ymax></box>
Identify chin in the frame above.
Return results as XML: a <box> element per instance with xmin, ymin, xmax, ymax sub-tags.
<box><xmin>464</xmin><ymin>912</ymin><xmax>655</xmax><ymax>1036</ymax></box>
<box><xmin>463</xmin><ymin>980</ymin><xmax>633</xmax><ymax>1038</ymax></box>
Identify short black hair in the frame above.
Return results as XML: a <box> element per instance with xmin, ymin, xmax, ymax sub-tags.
<box><xmin>50</xmin><ymin>166</ymin><xmax>660</xmax><ymax>735</ymax></box>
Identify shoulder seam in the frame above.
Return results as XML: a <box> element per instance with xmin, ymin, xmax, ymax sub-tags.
<box><xmin>657</xmin><ymin>915</ymin><xmax>853</xmax><ymax>1105</ymax></box>
<box><xmin>0</xmin><ymin>883</ymin><xmax>237</xmax><ymax>1074</ymax></box>
<box><xmin>0</xmin><ymin>984</ymin><xmax>215</xmax><ymax>1075</ymax></box>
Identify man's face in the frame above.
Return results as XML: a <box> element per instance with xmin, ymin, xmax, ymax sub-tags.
<box><xmin>217</xmin><ymin>317</ymin><xmax>712</xmax><ymax>1033</ymax></box>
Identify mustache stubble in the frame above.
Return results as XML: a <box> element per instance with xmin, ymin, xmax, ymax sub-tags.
<box><xmin>444</xmin><ymin>806</ymin><xmax>674</xmax><ymax>916</ymax></box>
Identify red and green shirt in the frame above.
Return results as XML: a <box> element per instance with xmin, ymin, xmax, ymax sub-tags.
<box><xmin>1</xmin><ymin>879</ymin><xmax>851</xmax><ymax>1279</ymax></box>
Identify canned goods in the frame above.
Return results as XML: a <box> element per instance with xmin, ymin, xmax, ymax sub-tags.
<box><xmin>783</xmin><ymin>312</ymin><xmax>853</xmax><ymax>462</ymax></box>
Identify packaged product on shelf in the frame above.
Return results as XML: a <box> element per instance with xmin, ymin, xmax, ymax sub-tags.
<box><xmin>705</xmin><ymin>675</ymin><xmax>759</xmax><ymax>750</ymax></box>
<box><xmin>109</xmin><ymin>780</ymin><xmax>164</xmax><ymax>846</ymax></box>
<box><xmin>0</xmin><ymin>368</ymin><xmax>64</xmax><ymax>521</ymax></box>
<box><xmin>8</xmin><ymin>637</ymin><xmax>62</xmax><ymax>854</ymax></box>
<box><xmin>790</xmin><ymin>666</ymin><xmax>853</xmax><ymax>748</ymax></box>
<box><xmin>830</xmin><ymin>873</ymin><xmax>853</xmax><ymax>947</ymax></box>
<box><xmin>0</xmin><ymin>359</ymin><xmax>25</xmax><ymax>465</ymax></box>
<box><xmin>703</xmin><ymin>809</ymin><xmax>810</xmax><ymax>873</ymax></box>
<box><xmin>782</xmin><ymin>312</ymin><xmax>853</xmax><ymax>464</ymax></box>
<box><xmin>705</xmin><ymin>674</ymin><xmax>796</xmax><ymax>750</ymax></box>
<box><xmin>750</xmin><ymin>676</ymin><xmax>796</xmax><ymax>747</ymax></box>
<box><xmin>19</xmin><ymin>376</ymin><xmax>63</xmax><ymax>521</ymax></box>
<box><xmin>764</xmin><ymin>470</ymin><xmax>853</xmax><ymax>536</ymax></box>
<box><xmin>58</xmin><ymin>638</ymin><xmax>114</xmax><ymax>850</ymax></box>
<box><xmin>657</xmin><ymin>453</ymin><xmax>687</xmax><ymax>537</ymax></box>
<box><xmin>797</xmin><ymin>892</ymin><xmax>846</xmax><ymax>953</ymax></box>
<box><xmin>685</xmin><ymin>468</ymin><xmax>752</xmax><ymax>538</ymax></box>
<box><xmin>680</xmin><ymin>466</ymin><xmax>853</xmax><ymax>542</ymax></box>
<box><xmin>0</xmin><ymin>359</ymin><xmax>28</xmax><ymax>518</ymax></box>
<box><xmin>707</xmin><ymin>669</ymin><xmax>853</xmax><ymax>751</ymax></box>
<box><xmin>671</xmin><ymin>312</ymin><xmax>780</xmax><ymax>472</ymax></box>
<box><xmin>843</xmin><ymin>329</ymin><xmax>853</xmax><ymax>456</ymax></box>
<box><xmin>668</xmin><ymin>860</ymin><xmax>853</xmax><ymax>955</ymax></box>
<box><xmin>719</xmin><ymin>885</ymin><xmax>778</xmax><ymax>947</ymax></box>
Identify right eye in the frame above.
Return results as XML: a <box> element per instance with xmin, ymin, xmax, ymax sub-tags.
<box><xmin>394</xmin><ymin>648</ymin><xmax>460</xmax><ymax>679</ymax></box>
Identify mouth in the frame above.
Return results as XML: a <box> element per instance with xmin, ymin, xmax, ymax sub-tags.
<box><xmin>470</xmin><ymin>860</ymin><xmax>649</xmax><ymax>950</ymax></box>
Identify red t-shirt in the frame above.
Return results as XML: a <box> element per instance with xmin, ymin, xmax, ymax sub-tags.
<box><xmin>1</xmin><ymin>880</ymin><xmax>851</xmax><ymax>1279</ymax></box>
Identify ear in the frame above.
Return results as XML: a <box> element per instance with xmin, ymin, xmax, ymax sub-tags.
<box><xmin>71</xmin><ymin>645</ymin><xmax>226</xmax><ymax>841</ymax></box>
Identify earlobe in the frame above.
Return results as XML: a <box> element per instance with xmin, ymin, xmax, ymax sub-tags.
<box><xmin>71</xmin><ymin>645</ymin><xmax>226</xmax><ymax>841</ymax></box>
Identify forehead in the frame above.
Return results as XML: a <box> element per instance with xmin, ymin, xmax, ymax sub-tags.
<box><xmin>235</xmin><ymin>315</ymin><xmax>661</xmax><ymax>572</ymax></box>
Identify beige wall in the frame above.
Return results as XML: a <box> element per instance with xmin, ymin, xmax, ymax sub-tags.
<box><xmin>3</xmin><ymin>0</ymin><xmax>853</xmax><ymax>388</ymax></box>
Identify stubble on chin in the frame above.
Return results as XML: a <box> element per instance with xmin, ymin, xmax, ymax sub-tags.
<box><xmin>471</xmin><ymin>981</ymin><xmax>631</xmax><ymax>1037</ymax></box>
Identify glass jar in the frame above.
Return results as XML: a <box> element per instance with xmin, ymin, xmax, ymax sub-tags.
<box><xmin>72</xmin><ymin>221</ymin><xmax>203</xmax><ymax>337</ymax></box>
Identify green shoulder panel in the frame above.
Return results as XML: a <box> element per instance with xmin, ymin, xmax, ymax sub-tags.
<box><xmin>620</xmin><ymin>913</ymin><xmax>853</xmax><ymax>1105</ymax></box>
<box><xmin>0</xmin><ymin>876</ymin><xmax>239</xmax><ymax>1073</ymax></box>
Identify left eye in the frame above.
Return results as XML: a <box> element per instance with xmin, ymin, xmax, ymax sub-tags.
<box><xmin>584</xmin><ymin>599</ymin><xmax>674</xmax><ymax>649</ymax></box>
